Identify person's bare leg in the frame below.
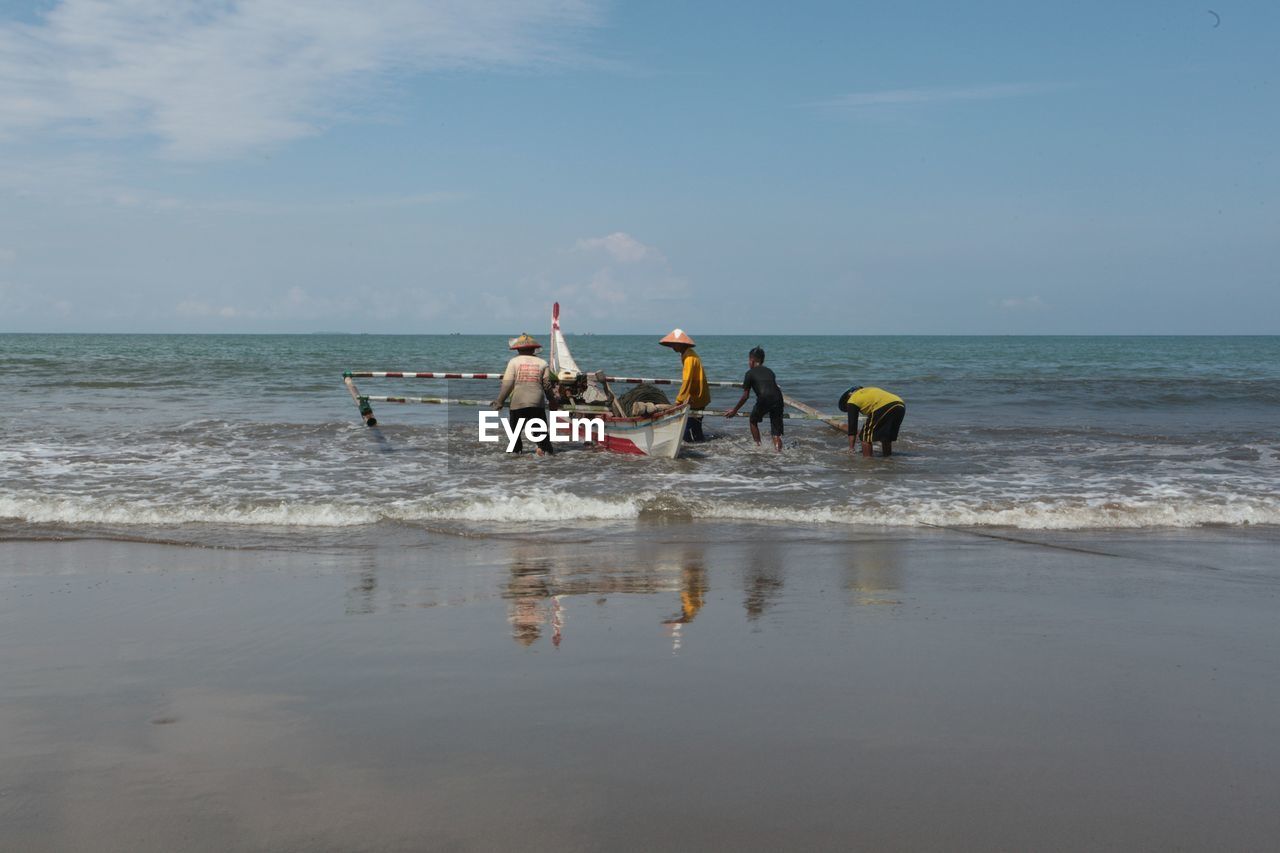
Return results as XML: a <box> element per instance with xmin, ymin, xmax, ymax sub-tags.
<box><xmin>749</xmin><ymin>422</ymin><xmax>762</xmax><ymax>446</ymax></box>
<box><xmin>862</xmin><ymin>437</ymin><xmax>873</xmax><ymax>458</ymax></box>
<box><xmin>772</xmin><ymin>435</ymin><xmax>783</xmax><ymax>452</ymax></box>
<box><xmin>881</xmin><ymin>441</ymin><xmax>892</xmax><ymax>457</ymax></box>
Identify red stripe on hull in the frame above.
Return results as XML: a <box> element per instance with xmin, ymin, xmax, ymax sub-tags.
<box><xmin>602</xmin><ymin>435</ymin><xmax>647</xmax><ymax>456</ymax></box>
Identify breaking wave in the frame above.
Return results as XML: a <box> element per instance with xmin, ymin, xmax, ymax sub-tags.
<box><xmin>4</xmin><ymin>493</ymin><xmax>1278</xmax><ymax>532</ymax></box>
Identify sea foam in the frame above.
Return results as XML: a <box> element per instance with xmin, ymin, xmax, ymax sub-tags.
<box><xmin>3</xmin><ymin>493</ymin><xmax>1278</xmax><ymax>531</ymax></box>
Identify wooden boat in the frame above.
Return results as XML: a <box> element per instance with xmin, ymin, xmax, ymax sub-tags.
<box><xmin>549</xmin><ymin>302</ymin><xmax>689</xmax><ymax>459</ymax></box>
<box><xmin>342</xmin><ymin>303</ymin><xmax>698</xmax><ymax>456</ymax></box>
<box><xmin>597</xmin><ymin>407</ymin><xmax>689</xmax><ymax>457</ymax></box>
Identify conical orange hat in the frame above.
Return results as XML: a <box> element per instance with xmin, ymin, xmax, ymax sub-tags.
<box><xmin>508</xmin><ymin>333</ymin><xmax>542</xmax><ymax>351</ymax></box>
<box><xmin>659</xmin><ymin>328</ymin><xmax>695</xmax><ymax>348</ymax></box>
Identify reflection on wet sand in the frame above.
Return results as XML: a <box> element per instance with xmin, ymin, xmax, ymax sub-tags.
<box><xmin>662</xmin><ymin>551</ymin><xmax>708</xmax><ymax>654</ymax></box>
<box><xmin>502</xmin><ymin>544</ymin><xmax>712</xmax><ymax>650</ymax></box>
<box><xmin>345</xmin><ymin>556</ymin><xmax>378</xmax><ymax>616</ymax></box>
<box><xmin>845</xmin><ymin>540</ymin><xmax>904</xmax><ymax>606</ymax></box>
<box><xmin>6</xmin><ymin>533</ymin><xmax>1280</xmax><ymax>851</ymax></box>
<box><xmin>743</xmin><ymin>542</ymin><xmax>785</xmax><ymax>622</ymax></box>
<box><xmin>342</xmin><ymin>536</ymin><xmax>905</xmax><ymax>646</ymax></box>
<box><xmin>505</xmin><ymin>555</ymin><xmax>558</xmax><ymax>646</ymax></box>
<box><xmin>662</xmin><ymin>553</ymin><xmax>707</xmax><ymax>625</ymax></box>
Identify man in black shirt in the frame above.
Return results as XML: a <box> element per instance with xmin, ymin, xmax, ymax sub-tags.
<box><xmin>725</xmin><ymin>346</ymin><xmax>784</xmax><ymax>452</ymax></box>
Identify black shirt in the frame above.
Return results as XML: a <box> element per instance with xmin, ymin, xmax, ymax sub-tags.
<box><xmin>742</xmin><ymin>365</ymin><xmax>782</xmax><ymax>408</ymax></box>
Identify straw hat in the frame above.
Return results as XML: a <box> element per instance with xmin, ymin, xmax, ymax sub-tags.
<box><xmin>659</xmin><ymin>328</ymin><xmax>696</xmax><ymax>348</ymax></box>
<box><xmin>508</xmin><ymin>333</ymin><xmax>542</xmax><ymax>351</ymax></box>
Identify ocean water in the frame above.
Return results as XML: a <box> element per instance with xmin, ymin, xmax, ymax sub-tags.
<box><xmin>1</xmin><ymin>333</ymin><xmax>1278</xmax><ymax>546</ymax></box>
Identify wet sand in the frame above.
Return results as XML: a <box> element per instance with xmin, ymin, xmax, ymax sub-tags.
<box><xmin>2</xmin><ymin>525</ymin><xmax>1279</xmax><ymax>851</ymax></box>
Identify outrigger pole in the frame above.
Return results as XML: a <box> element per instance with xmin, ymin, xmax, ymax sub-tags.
<box><xmin>342</xmin><ymin>372</ymin><xmax>847</xmax><ymax>432</ymax></box>
<box><xmin>782</xmin><ymin>394</ymin><xmax>848</xmax><ymax>435</ymax></box>
<box><xmin>357</xmin><ymin>394</ymin><xmax>839</xmax><ymax>421</ymax></box>
<box><xmin>343</xmin><ymin>375</ymin><xmax>377</xmax><ymax>426</ymax></box>
<box><xmin>344</xmin><ymin>370</ymin><xmax>742</xmax><ymax>388</ymax></box>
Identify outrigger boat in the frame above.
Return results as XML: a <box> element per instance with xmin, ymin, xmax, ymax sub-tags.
<box><xmin>343</xmin><ymin>303</ymin><xmax>692</xmax><ymax>458</ymax></box>
<box><xmin>546</xmin><ymin>302</ymin><xmax>690</xmax><ymax>458</ymax></box>
<box><xmin>341</xmin><ymin>303</ymin><xmax>845</xmax><ymax>458</ymax></box>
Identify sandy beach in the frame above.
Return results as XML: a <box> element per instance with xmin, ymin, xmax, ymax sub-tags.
<box><xmin>3</xmin><ymin>524</ymin><xmax>1278</xmax><ymax>851</ymax></box>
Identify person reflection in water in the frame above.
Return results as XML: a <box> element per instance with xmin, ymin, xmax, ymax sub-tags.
<box><xmin>744</xmin><ymin>570</ymin><xmax>784</xmax><ymax>621</ymax></box>
<box><xmin>743</xmin><ymin>543</ymin><xmax>785</xmax><ymax>622</ymax></box>
<box><xmin>664</xmin><ymin>561</ymin><xmax>708</xmax><ymax>625</ymax></box>
<box><xmin>506</xmin><ymin>558</ymin><xmax>560</xmax><ymax>647</ymax></box>
<box><xmin>663</xmin><ymin>556</ymin><xmax>708</xmax><ymax>654</ymax></box>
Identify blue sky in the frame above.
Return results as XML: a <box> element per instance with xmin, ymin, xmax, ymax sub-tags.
<box><xmin>0</xmin><ymin>0</ymin><xmax>1276</xmax><ymax>333</ymax></box>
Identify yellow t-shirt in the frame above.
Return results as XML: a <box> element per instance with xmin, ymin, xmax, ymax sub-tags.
<box><xmin>848</xmin><ymin>386</ymin><xmax>903</xmax><ymax>416</ymax></box>
<box><xmin>676</xmin><ymin>350</ymin><xmax>711</xmax><ymax>410</ymax></box>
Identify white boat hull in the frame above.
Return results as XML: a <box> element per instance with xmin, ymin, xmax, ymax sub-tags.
<box><xmin>575</xmin><ymin>404</ymin><xmax>689</xmax><ymax>458</ymax></box>
<box><xmin>550</xmin><ymin>301</ymin><xmax>689</xmax><ymax>458</ymax></box>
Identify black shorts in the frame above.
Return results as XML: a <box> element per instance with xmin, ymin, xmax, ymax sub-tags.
<box><xmin>508</xmin><ymin>406</ymin><xmax>554</xmax><ymax>454</ymax></box>
<box><xmin>855</xmin><ymin>402</ymin><xmax>904</xmax><ymax>443</ymax></box>
<box><xmin>750</xmin><ymin>400</ymin><xmax>785</xmax><ymax>436</ymax></box>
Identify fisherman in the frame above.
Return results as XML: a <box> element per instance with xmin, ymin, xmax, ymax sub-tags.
<box><xmin>724</xmin><ymin>346</ymin><xmax>784</xmax><ymax>452</ymax></box>
<box><xmin>492</xmin><ymin>333</ymin><xmax>555</xmax><ymax>456</ymax></box>
<box><xmin>838</xmin><ymin>385</ymin><xmax>905</xmax><ymax>457</ymax></box>
<box><xmin>658</xmin><ymin>328</ymin><xmax>710</xmax><ymax>442</ymax></box>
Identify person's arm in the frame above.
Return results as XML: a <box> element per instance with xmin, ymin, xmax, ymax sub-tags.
<box><xmin>725</xmin><ymin>389</ymin><xmax>750</xmax><ymax>417</ymax></box>
<box><xmin>492</xmin><ymin>362</ymin><xmax>516</xmax><ymax>409</ymax></box>
<box><xmin>493</xmin><ymin>381</ymin><xmax>514</xmax><ymax>409</ymax></box>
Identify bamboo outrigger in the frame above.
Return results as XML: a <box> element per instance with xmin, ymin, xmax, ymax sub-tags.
<box><xmin>341</xmin><ymin>302</ymin><xmax>848</xmax><ymax>453</ymax></box>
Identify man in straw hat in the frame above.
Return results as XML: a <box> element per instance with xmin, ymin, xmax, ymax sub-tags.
<box><xmin>492</xmin><ymin>333</ymin><xmax>555</xmax><ymax>455</ymax></box>
<box><xmin>659</xmin><ymin>328</ymin><xmax>710</xmax><ymax>442</ymax></box>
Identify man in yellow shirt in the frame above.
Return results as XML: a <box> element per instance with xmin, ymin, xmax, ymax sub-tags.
<box><xmin>838</xmin><ymin>385</ymin><xmax>905</xmax><ymax>458</ymax></box>
<box><xmin>659</xmin><ymin>328</ymin><xmax>711</xmax><ymax>442</ymax></box>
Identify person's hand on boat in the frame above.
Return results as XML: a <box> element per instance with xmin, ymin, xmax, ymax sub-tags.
<box><xmin>490</xmin><ymin>399</ymin><xmax>502</xmax><ymax>410</ymax></box>
<box><xmin>724</xmin><ymin>408</ymin><xmax>739</xmax><ymax>418</ymax></box>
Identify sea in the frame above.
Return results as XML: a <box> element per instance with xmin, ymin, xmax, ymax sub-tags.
<box><xmin>1</xmin><ymin>333</ymin><xmax>1277</xmax><ymax>549</ymax></box>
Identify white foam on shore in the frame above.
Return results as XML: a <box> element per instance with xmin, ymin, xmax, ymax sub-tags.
<box><xmin>694</xmin><ymin>497</ymin><xmax>1280</xmax><ymax>530</ymax></box>
<box><xmin>398</xmin><ymin>492</ymin><xmax>644</xmax><ymax>523</ymax></box>
<box><xmin>0</xmin><ymin>496</ymin><xmax>381</xmax><ymax>528</ymax></box>
<box><xmin>3</xmin><ymin>493</ymin><xmax>1279</xmax><ymax>531</ymax></box>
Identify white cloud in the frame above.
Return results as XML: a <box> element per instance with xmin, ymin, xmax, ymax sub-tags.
<box><xmin>586</xmin><ymin>267</ymin><xmax>628</xmax><ymax>304</ymax></box>
<box><xmin>815</xmin><ymin>82</ymin><xmax>1066</xmax><ymax>111</ymax></box>
<box><xmin>573</xmin><ymin>231</ymin><xmax>663</xmax><ymax>264</ymax></box>
<box><xmin>997</xmin><ymin>295</ymin><xmax>1047</xmax><ymax>311</ymax></box>
<box><xmin>558</xmin><ymin>232</ymin><xmax>686</xmax><ymax>314</ymax></box>
<box><xmin>0</xmin><ymin>0</ymin><xmax>602</xmax><ymax>159</ymax></box>
<box><xmin>477</xmin><ymin>232</ymin><xmax>688</xmax><ymax>328</ymax></box>
<box><xmin>175</xmin><ymin>300</ymin><xmax>245</xmax><ymax>319</ymax></box>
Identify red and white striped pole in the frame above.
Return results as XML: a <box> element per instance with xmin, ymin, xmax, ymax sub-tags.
<box><xmin>343</xmin><ymin>370</ymin><xmax>741</xmax><ymax>388</ymax></box>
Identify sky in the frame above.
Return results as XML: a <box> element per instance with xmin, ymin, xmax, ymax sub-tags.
<box><xmin>0</xmin><ymin>0</ymin><xmax>1276</xmax><ymax>334</ymax></box>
